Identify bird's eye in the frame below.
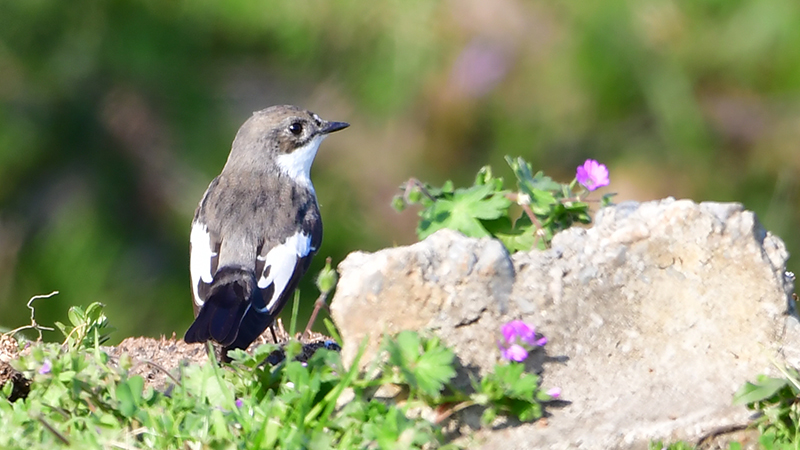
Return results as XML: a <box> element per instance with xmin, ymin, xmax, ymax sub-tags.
<box><xmin>288</xmin><ymin>121</ymin><xmax>303</xmax><ymax>136</ymax></box>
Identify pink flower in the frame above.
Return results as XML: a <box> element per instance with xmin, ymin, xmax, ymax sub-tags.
<box><xmin>576</xmin><ymin>159</ymin><xmax>609</xmax><ymax>191</ymax></box>
<box><xmin>502</xmin><ymin>320</ymin><xmax>536</xmax><ymax>346</ymax></box>
<box><xmin>500</xmin><ymin>344</ymin><xmax>529</xmax><ymax>362</ymax></box>
<box><xmin>38</xmin><ymin>359</ymin><xmax>52</xmax><ymax>375</ymax></box>
<box><xmin>498</xmin><ymin>320</ymin><xmax>547</xmax><ymax>362</ymax></box>
<box><xmin>546</xmin><ymin>387</ymin><xmax>561</xmax><ymax>399</ymax></box>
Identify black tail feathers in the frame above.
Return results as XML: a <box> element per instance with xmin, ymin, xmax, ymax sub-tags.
<box><xmin>184</xmin><ymin>267</ymin><xmax>259</xmax><ymax>347</ymax></box>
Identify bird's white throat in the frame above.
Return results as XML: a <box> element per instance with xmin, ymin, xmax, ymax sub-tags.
<box><xmin>275</xmin><ymin>134</ymin><xmax>325</xmax><ymax>189</ymax></box>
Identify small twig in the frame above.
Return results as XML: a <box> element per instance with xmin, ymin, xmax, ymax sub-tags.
<box><xmin>433</xmin><ymin>400</ymin><xmax>475</xmax><ymax>424</ymax></box>
<box><xmin>696</xmin><ymin>423</ymin><xmax>751</xmax><ymax>447</ymax></box>
<box><xmin>41</xmin><ymin>403</ymin><xmax>70</xmax><ymax>420</ymax></box>
<box><xmin>404</xmin><ymin>178</ymin><xmax>437</xmax><ymax>203</ymax></box>
<box><xmin>505</xmin><ymin>192</ymin><xmax>542</xmax><ymax>227</ymax></box>
<box><xmin>7</xmin><ymin>291</ymin><xmax>58</xmax><ymax>340</ymax></box>
<box><xmin>37</xmin><ymin>415</ymin><xmax>70</xmax><ymax>445</ymax></box>
<box><xmin>60</xmin><ymin>325</ymin><xmax>84</xmax><ymax>351</ymax></box>
<box><xmin>561</xmin><ymin>196</ymin><xmax>602</xmax><ymax>204</ymax></box>
<box><xmin>129</xmin><ymin>359</ymin><xmax>183</xmax><ymax>387</ymax></box>
<box><xmin>505</xmin><ymin>192</ymin><xmax>544</xmax><ymax>248</ymax></box>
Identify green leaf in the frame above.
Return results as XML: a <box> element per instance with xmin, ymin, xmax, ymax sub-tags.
<box><xmin>732</xmin><ymin>376</ymin><xmax>788</xmax><ymax>405</ymax></box>
<box><xmin>407</xmin><ymin>188</ymin><xmax>422</xmax><ymax>204</ymax></box>
<box><xmin>441</xmin><ymin>180</ymin><xmax>454</xmax><ymax>194</ymax></box>
<box><xmin>84</xmin><ymin>302</ymin><xmax>105</xmax><ymax>323</ymax></box>
<box><xmin>417</xmin><ymin>184</ymin><xmax>511</xmax><ymax>240</ymax></box>
<box><xmin>601</xmin><ymin>192</ymin><xmax>617</xmax><ymax>207</ymax></box>
<box><xmin>414</xmin><ymin>345</ymin><xmax>455</xmax><ymax>397</ymax></box>
<box><xmin>480</xmin><ymin>407</ymin><xmax>497</xmax><ymax>426</ymax></box>
<box><xmin>1</xmin><ymin>378</ymin><xmax>12</xmax><ymax>398</ymax></box>
<box><xmin>387</xmin><ymin>331</ymin><xmax>419</xmax><ymax>369</ymax></box>
<box><xmin>260</xmin><ymin>418</ymin><xmax>281</xmax><ymax>449</ymax></box>
<box><xmin>68</xmin><ymin>306</ymin><xmax>85</xmax><ymax>328</ymax></box>
<box><xmin>384</xmin><ymin>332</ymin><xmax>456</xmax><ymax>399</ymax></box>
<box><xmin>528</xmin><ymin>188</ymin><xmax>558</xmax><ymax>215</ymax></box>
<box><xmin>514</xmin><ymin>399</ymin><xmax>542</xmax><ymax>422</ymax></box>
<box><xmin>506</xmin><ymin>156</ymin><xmax>560</xmax><ymax>193</ymax></box>
<box><xmin>116</xmin><ymin>377</ymin><xmax>144</xmax><ymax>418</ymax></box>
<box><xmin>483</xmin><ymin>216</ymin><xmax>537</xmax><ymax>253</ymax></box>
<box><xmin>391</xmin><ymin>195</ymin><xmax>406</xmax><ymax>212</ymax></box>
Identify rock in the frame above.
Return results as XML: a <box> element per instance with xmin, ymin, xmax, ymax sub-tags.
<box><xmin>329</xmin><ymin>198</ymin><xmax>796</xmax><ymax>449</ymax></box>
<box><xmin>330</xmin><ymin>228</ymin><xmax>515</xmax><ymax>373</ymax></box>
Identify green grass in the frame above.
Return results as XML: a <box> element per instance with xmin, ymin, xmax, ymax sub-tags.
<box><xmin>0</xmin><ymin>302</ymin><xmax>556</xmax><ymax>449</ymax></box>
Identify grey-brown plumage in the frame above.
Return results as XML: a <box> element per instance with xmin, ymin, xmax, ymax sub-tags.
<box><xmin>184</xmin><ymin>105</ymin><xmax>348</xmax><ymax>355</ymax></box>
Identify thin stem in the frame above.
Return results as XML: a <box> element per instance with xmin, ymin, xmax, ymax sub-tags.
<box><xmin>302</xmin><ymin>292</ymin><xmax>329</xmax><ymax>339</ymax></box>
<box><xmin>506</xmin><ymin>192</ymin><xmax>544</xmax><ymax>248</ymax></box>
<box><xmin>404</xmin><ymin>178</ymin><xmax>436</xmax><ymax>202</ymax></box>
<box><xmin>7</xmin><ymin>291</ymin><xmax>58</xmax><ymax>340</ymax></box>
<box><xmin>434</xmin><ymin>399</ymin><xmax>476</xmax><ymax>423</ymax></box>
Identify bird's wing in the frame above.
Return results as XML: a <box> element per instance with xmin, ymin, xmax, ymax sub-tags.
<box><xmin>224</xmin><ymin>223</ymin><xmax>320</xmax><ymax>351</ymax></box>
<box><xmin>189</xmin><ymin>219</ymin><xmax>220</xmax><ymax>315</ymax></box>
<box><xmin>254</xmin><ymin>229</ymin><xmax>316</xmax><ymax>316</ymax></box>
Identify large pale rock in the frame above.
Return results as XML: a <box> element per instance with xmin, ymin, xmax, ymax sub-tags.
<box><xmin>330</xmin><ymin>198</ymin><xmax>796</xmax><ymax>449</ymax></box>
<box><xmin>330</xmin><ymin>228</ymin><xmax>514</xmax><ymax>372</ymax></box>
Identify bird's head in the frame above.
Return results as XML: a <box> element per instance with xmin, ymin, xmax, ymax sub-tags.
<box><xmin>225</xmin><ymin>105</ymin><xmax>349</xmax><ymax>185</ymax></box>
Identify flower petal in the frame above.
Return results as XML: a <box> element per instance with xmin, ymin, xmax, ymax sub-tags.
<box><xmin>38</xmin><ymin>359</ymin><xmax>52</xmax><ymax>375</ymax></box>
<box><xmin>577</xmin><ymin>159</ymin><xmax>610</xmax><ymax>191</ymax></box>
<box><xmin>502</xmin><ymin>344</ymin><xmax>529</xmax><ymax>362</ymax></box>
<box><xmin>546</xmin><ymin>387</ymin><xmax>561</xmax><ymax>399</ymax></box>
<box><xmin>502</xmin><ymin>320</ymin><xmax>535</xmax><ymax>345</ymax></box>
<box><xmin>576</xmin><ymin>165</ymin><xmax>590</xmax><ymax>186</ymax></box>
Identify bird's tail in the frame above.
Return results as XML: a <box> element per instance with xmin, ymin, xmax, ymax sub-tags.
<box><xmin>184</xmin><ymin>267</ymin><xmax>259</xmax><ymax>347</ymax></box>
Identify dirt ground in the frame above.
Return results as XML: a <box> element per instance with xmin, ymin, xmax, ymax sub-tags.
<box><xmin>0</xmin><ymin>319</ymin><xmax>337</xmax><ymax>398</ymax></box>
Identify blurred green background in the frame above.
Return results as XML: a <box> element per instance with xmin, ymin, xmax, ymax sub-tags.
<box><xmin>0</xmin><ymin>0</ymin><xmax>798</xmax><ymax>343</ymax></box>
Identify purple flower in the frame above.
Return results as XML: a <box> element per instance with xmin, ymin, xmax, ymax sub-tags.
<box><xmin>235</xmin><ymin>398</ymin><xmax>243</xmax><ymax>408</ymax></box>
<box><xmin>38</xmin><ymin>359</ymin><xmax>52</xmax><ymax>375</ymax></box>
<box><xmin>546</xmin><ymin>387</ymin><xmax>561</xmax><ymax>399</ymax></box>
<box><xmin>498</xmin><ymin>320</ymin><xmax>547</xmax><ymax>362</ymax></box>
<box><xmin>502</xmin><ymin>320</ymin><xmax>536</xmax><ymax>346</ymax></box>
<box><xmin>576</xmin><ymin>159</ymin><xmax>610</xmax><ymax>191</ymax></box>
<box><xmin>500</xmin><ymin>344</ymin><xmax>529</xmax><ymax>362</ymax></box>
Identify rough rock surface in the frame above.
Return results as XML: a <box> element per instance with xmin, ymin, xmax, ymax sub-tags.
<box><xmin>330</xmin><ymin>227</ymin><xmax>515</xmax><ymax>376</ymax></box>
<box><xmin>329</xmin><ymin>198</ymin><xmax>797</xmax><ymax>449</ymax></box>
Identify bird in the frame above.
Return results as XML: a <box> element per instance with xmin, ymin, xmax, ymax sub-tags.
<box><xmin>183</xmin><ymin>105</ymin><xmax>349</xmax><ymax>358</ymax></box>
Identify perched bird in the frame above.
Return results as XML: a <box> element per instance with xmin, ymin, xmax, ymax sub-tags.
<box><xmin>184</xmin><ymin>105</ymin><xmax>348</xmax><ymax>357</ymax></box>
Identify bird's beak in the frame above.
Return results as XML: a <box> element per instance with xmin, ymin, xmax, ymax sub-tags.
<box><xmin>321</xmin><ymin>121</ymin><xmax>349</xmax><ymax>134</ymax></box>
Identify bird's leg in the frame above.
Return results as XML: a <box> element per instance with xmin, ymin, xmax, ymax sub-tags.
<box><xmin>219</xmin><ymin>346</ymin><xmax>233</xmax><ymax>364</ymax></box>
<box><xmin>204</xmin><ymin>341</ymin><xmax>230</xmax><ymax>364</ymax></box>
<box><xmin>269</xmin><ymin>324</ymin><xmax>279</xmax><ymax>344</ymax></box>
<box><xmin>302</xmin><ymin>292</ymin><xmax>329</xmax><ymax>339</ymax></box>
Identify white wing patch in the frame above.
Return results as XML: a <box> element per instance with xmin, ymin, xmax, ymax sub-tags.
<box><xmin>256</xmin><ymin>231</ymin><xmax>312</xmax><ymax>313</ymax></box>
<box><xmin>275</xmin><ymin>134</ymin><xmax>325</xmax><ymax>189</ymax></box>
<box><xmin>190</xmin><ymin>222</ymin><xmax>217</xmax><ymax>306</ymax></box>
